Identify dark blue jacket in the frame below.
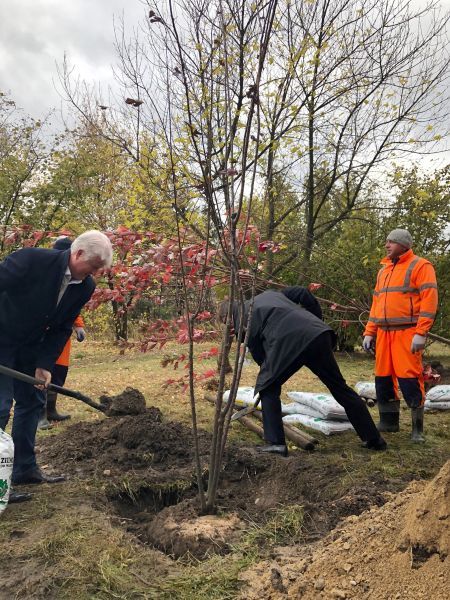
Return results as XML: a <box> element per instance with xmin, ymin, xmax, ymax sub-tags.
<box><xmin>0</xmin><ymin>247</ymin><xmax>95</xmax><ymax>371</ymax></box>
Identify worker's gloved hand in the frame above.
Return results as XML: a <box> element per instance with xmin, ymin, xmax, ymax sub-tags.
<box><xmin>75</xmin><ymin>327</ymin><xmax>86</xmax><ymax>342</ymax></box>
<box><xmin>363</xmin><ymin>336</ymin><xmax>375</xmax><ymax>353</ymax></box>
<box><xmin>411</xmin><ymin>334</ymin><xmax>426</xmax><ymax>353</ymax></box>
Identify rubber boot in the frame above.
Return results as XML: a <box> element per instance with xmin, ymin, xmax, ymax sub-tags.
<box><xmin>377</xmin><ymin>401</ymin><xmax>400</xmax><ymax>432</ymax></box>
<box><xmin>411</xmin><ymin>407</ymin><xmax>425</xmax><ymax>443</ymax></box>
<box><xmin>46</xmin><ymin>391</ymin><xmax>71</xmax><ymax>422</ymax></box>
<box><xmin>37</xmin><ymin>404</ymin><xmax>53</xmax><ymax>431</ymax></box>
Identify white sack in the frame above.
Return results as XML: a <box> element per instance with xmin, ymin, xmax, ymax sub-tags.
<box><xmin>223</xmin><ymin>387</ymin><xmax>256</xmax><ymax>407</ymax></box>
<box><xmin>283</xmin><ymin>414</ymin><xmax>354</xmax><ymax>435</ymax></box>
<box><xmin>287</xmin><ymin>391</ymin><xmax>347</xmax><ymax>420</ymax></box>
<box><xmin>355</xmin><ymin>381</ymin><xmax>377</xmax><ymax>400</ymax></box>
<box><xmin>0</xmin><ymin>429</ymin><xmax>14</xmax><ymax>515</ymax></box>
<box><xmin>424</xmin><ymin>399</ymin><xmax>450</xmax><ymax>411</ymax></box>
<box><xmin>426</xmin><ymin>385</ymin><xmax>450</xmax><ymax>403</ymax></box>
<box><xmin>282</xmin><ymin>403</ymin><xmax>323</xmax><ymax>419</ymax></box>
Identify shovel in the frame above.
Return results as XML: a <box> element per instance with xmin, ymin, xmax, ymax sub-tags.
<box><xmin>230</xmin><ymin>392</ymin><xmax>260</xmax><ymax>421</ymax></box>
<box><xmin>0</xmin><ymin>364</ymin><xmax>108</xmax><ymax>414</ymax></box>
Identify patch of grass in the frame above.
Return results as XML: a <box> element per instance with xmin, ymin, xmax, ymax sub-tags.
<box><xmin>153</xmin><ymin>552</ymin><xmax>253</xmax><ymax>600</ymax></box>
<box><xmin>243</xmin><ymin>504</ymin><xmax>305</xmax><ymax>548</ymax></box>
<box><xmin>1</xmin><ymin>341</ymin><xmax>448</xmax><ymax>599</ymax></box>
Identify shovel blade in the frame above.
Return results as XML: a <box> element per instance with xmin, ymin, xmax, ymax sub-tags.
<box><xmin>231</xmin><ymin>405</ymin><xmax>256</xmax><ymax>421</ymax></box>
<box><xmin>231</xmin><ymin>393</ymin><xmax>260</xmax><ymax>421</ymax></box>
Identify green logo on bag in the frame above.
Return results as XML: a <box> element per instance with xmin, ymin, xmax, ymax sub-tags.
<box><xmin>0</xmin><ymin>479</ymin><xmax>8</xmax><ymax>500</ymax></box>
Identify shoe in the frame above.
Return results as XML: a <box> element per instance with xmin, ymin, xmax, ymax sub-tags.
<box><xmin>257</xmin><ymin>444</ymin><xmax>288</xmax><ymax>457</ymax></box>
<box><xmin>13</xmin><ymin>468</ymin><xmax>66</xmax><ymax>485</ymax></box>
<box><xmin>8</xmin><ymin>490</ymin><xmax>33</xmax><ymax>503</ymax></box>
<box><xmin>362</xmin><ymin>437</ymin><xmax>388</xmax><ymax>451</ymax></box>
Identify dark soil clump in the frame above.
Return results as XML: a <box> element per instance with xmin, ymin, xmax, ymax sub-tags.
<box><xmin>99</xmin><ymin>386</ymin><xmax>147</xmax><ymax>416</ymax></box>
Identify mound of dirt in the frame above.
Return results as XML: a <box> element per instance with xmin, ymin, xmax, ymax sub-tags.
<box><xmin>239</xmin><ymin>460</ymin><xmax>450</xmax><ymax>599</ymax></box>
<box><xmin>99</xmin><ymin>387</ymin><xmax>147</xmax><ymax>416</ymax></box>
<box><xmin>39</xmin><ymin>406</ymin><xmax>212</xmax><ymax>477</ymax></box>
<box><xmin>146</xmin><ymin>498</ymin><xmax>244</xmax><ymax>558</ymax></box>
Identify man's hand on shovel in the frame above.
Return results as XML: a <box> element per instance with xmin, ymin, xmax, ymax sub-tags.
<box><xmin>35</xmin><ymin>368</ymin><xmax>51</xmax><ymax>390</ymax></box>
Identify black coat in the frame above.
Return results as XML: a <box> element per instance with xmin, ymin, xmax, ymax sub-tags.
<box><xmin>234</xmin><ymin>289</ymin><xmax>332</xmax><ymax>394</ymax></box>
<box><xmin>0</xmin><ymin>247</ymin><xmax>95</xmax><ymax>371</ymax></box>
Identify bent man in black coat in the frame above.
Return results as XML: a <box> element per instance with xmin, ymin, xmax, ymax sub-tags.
<box><xmin>0</xmin><ymin>230</ymin><xmax>112</xmax><ymax>501</ymax></box>
<box><xmin>223</xmin><ymin>288</ymin><xmax>386</xmax><ymax>456</ymax></box>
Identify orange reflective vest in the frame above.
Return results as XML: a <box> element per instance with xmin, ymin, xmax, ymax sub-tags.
<box><xmin>364</xmin><ymin>249</ymin><xmax>438</xmax><ymax>337</ymax></box>
<box><xmin>55</xmin><ymin>314</ymin><xmax>84</xmax><ymax>367</ymax></box>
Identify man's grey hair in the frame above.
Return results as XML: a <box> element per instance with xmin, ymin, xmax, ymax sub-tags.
<box><xmin>71</xmin><ymin>231</ymin><xmax>113</xmax><ymax>268</ymax></box>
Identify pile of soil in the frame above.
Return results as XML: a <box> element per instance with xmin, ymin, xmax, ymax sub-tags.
<box><xmin>238</xmin><ymin>460</ymin><xmax>450</xmax><ymax>599</ymax></box>
<box><xmin>99</xmin><ymin>387</ymin><xmax>147</xmax><ymax>416</ymax></box>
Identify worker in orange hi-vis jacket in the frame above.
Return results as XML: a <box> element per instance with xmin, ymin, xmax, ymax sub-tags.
<box><xmin>363</xmin><ymin>229</ymin><xmax>438</xmax><ymax>442</ymax></box>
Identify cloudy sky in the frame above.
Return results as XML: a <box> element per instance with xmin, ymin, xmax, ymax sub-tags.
<box><xmin>0</xmin><ymin>0</ymin><xmax>145</xmax><ymax>122</ymax></box>
<box><xmin>1</xmin><ymin>0</ymin><xmax>449</xmax><ymax>171</ymax></box>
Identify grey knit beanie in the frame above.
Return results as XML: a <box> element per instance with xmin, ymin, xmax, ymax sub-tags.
<box><xmin>386</xmin><ymin>229</ymin><xmax>413</xmax><ymax>249</ymax></box>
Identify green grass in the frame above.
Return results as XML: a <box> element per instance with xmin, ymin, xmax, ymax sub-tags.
<box><xmin>1</xmin><ymin>340</ymin><xmax>449</xmax><ymax>599</ymax></box>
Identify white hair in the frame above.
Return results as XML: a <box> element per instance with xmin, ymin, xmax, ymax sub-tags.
<box><xmin>71</xmin><ymin>231</ymin><xmax>113</xmax><ymax>267</ymax></box>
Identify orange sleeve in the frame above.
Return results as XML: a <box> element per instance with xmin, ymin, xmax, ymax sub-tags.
<box><xmin>74</xmin><ymin>314</ymin><xmax>84</xmax><ymax>328</ymax></box>
<box><xmin>415</xmin><ymin>262</ymin><xmax>438</xmax><ymax>336</ymax></box>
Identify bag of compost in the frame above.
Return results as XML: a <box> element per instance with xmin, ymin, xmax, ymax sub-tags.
<box><xmin>0</xmin><ymin>429</ymin><xmax>14</xmax><ymax>515</ymax></box>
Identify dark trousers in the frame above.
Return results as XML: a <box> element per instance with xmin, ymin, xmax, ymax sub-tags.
<box><xmin>0</xmin><ymin>349</ymin><xmax>45</xmax><ymax>479</ymax></box>
<box><xmin>260</xmin><ymin>331</ymin><xmax>380</xmax><ymax>445</ymax></box>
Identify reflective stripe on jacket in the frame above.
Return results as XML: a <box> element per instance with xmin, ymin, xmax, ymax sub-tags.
<box><xmin>364</xmin><ymin>249</ymin><xmax>438</xmax><ymax>337</ymax></box>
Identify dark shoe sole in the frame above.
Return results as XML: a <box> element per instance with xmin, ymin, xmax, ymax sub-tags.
<box><xmin>257</xmin><ymin>445</ymin><xmax>288</xmax><ymax>457</ymax></box>
<box><xmin>8</xmin><ymin>492</ymin><xmax>33</xmax><ymax>503</ymax></box>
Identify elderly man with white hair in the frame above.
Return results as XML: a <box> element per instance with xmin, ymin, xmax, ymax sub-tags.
<box><xmin>0</xmin><ymin>230</ymin><xmax>113</xmax><ymax>503</ymax></box>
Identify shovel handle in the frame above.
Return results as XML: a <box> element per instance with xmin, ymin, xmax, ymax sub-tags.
<box><xmin>0</xmin><ymin>363</ymin><xmax>107</xmax><ymax>413</ymax></box>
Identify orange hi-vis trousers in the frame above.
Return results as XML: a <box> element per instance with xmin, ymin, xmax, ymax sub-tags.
<box><xmin>374</xmin><ymin>328</ymin><xmax>425</xmax><ymax>408</ymax></box>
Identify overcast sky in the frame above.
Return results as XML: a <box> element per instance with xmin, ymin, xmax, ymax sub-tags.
<box><xmin>1</xmin><ymin>0</ymin><xmax>449</xmax><ymax>170</ymax></box>
<box><xmin>0</xmin><ymin>0</ymin><xmax>145</xmax><ymax>122</ymax></box>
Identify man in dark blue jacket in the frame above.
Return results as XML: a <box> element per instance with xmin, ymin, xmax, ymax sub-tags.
<box><xmin>224</xmin><ymin>288</ymin><xmax>386</xmax><ymax>456</ymax></box>
<box><xmin>0</xmin><ymin>230</ymin><xmax>112</xmax><ymax>502</ymax></box>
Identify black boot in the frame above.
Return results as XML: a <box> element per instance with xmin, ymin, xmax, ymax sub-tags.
<box><xmin>37</xmin><ymin>404</ymin><xmax>53</xmax><ymax>431</ymax></box>
<box><xmin>377</xmin><ymin>401</ymin><xmax>400</xmax><ymax>432</ymax></box>
<box><xmin>411</xmin><ymin>407</ymin><xmax>425</xmax><ymax>443</ymax></box>
<box><xmin>46</xmin><ymin>391</ymin><xmax>71</xmax><ymax>422</ymax></box>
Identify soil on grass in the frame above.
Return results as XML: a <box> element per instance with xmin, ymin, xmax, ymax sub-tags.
<box><xmin>39</xmin><ymin>388</ymin><xmax>401</xmax><ymax>561</ymax></box>
<box><xmin>239</xmin><ymin>459</ymin><xmax>450</xmax><ymax>599</ymax></box>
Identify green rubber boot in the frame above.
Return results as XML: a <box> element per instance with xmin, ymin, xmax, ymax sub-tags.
<box><xmin>411</xmin><ymin>407</ymin><xmax>425</xmax><ymax>443</ymax></box>
<box><xmin>377</xmin><ymin>401</ymin><xmax>400</xmax><ymax>432</ymax></box>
